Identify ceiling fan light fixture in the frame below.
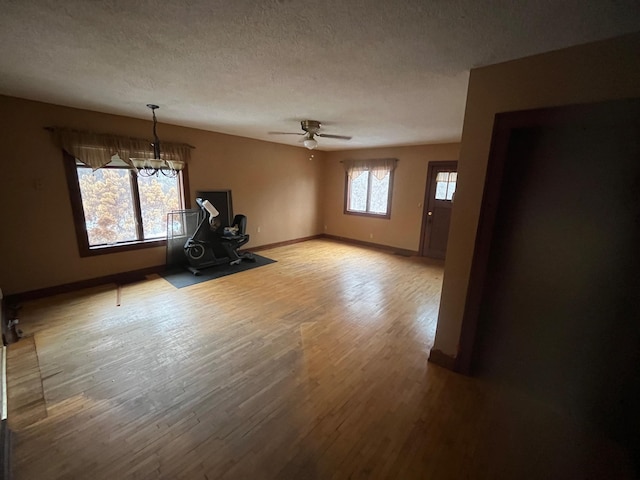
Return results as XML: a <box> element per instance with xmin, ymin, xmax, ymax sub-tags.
<box><xmin>268</xmin><ymin>119</ymin><xmax>351</xmax><ymax>150</ymax></box>
<box><xmin>303</xmin><ymin>138</ymin><xmax>318</xmax><ymax>150</ymax></box>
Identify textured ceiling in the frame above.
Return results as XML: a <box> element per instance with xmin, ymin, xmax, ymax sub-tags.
<box><xmin>1</xmin><ymin>1</ymin><xmax>639</xmax><ymax>150</ymax></box>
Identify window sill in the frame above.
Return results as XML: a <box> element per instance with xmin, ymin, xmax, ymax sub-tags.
<box><xmin>80</xmin><ymin>239</ymin><xmax>166</xmax><ymax>257</ymax></box>
<box><xmin>344</xmin><ymin>210</ymin><xmax>391</xmax><ymax>220</ymax></box>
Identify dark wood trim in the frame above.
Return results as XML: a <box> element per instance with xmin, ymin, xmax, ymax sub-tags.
<box><xmin>62</xmin><ymin>150</ymin><xmax>191</xmax><ymax>257</ymax></box>
<box><xmin>418</xmin><ymin>161</ymin><xmax>458</xmax><ymax>257</ymax></box>
<box><xmin>344</xmin><ymin>173</ymin><xmax>349</xmax><ymax>214</ymax></box>
<box><xmin>428</xmin><ymin>349</ymin><xmax>456</xmax><ymax>370</ymax></box>
<box><xmin>454</xmin><ymin>97</ymin><xmax>640</xmax><ymax>375</ymax></box>
<box><xmin>5</xmin><ymin>265</ymin><xmax>166</xmax><ymax>304</ymax></box>
<box><xmin>342</xmin><ymin>211</ymin><xmax>392</xmax><ymax>220</ymax></box>
<box><xmin>80</xmin><ymin>239</ymin><xmax>167</xmax><ymax>257</ymax></box>
<box><xmin>129</xmin><ymin>170</ymin><xmax>145</xmax><ymax>240</ymax></box>
<box><xmin>343</xmin><ymin>210</ymin><xmax>392</xmax><ymax>220</ymax></box>
<box><xmin>343</xmin><ymin>168</ymin><xmax>394</xmax><ymax>220</ymax></box>
<box><xmin>62</xmin><ymin>150</ymin><xmax>92</xmax><ymax>256</ymax></box>
<box><xmin>0</xmin><ymin>419</ymin><xmax>10</xmax><ymax>480</ymax></box>
<box><xmin>181</xmin><ymin>164</ymin><xmax>192</xmax><ymax>209</ymax></box>
<box><xmin>386</xmin><ymin>168</ymin><xmax>395</xmax><ymax>219</ymax></box>
<box><xmin>455</xmin><ymin>114</ymin><xmax>511</xmax><ymax>374</ymax></box>
<box><xmin>322</xmin><ymin>234</ymin><xmax>418</xmax><ymax>257</ymax></box>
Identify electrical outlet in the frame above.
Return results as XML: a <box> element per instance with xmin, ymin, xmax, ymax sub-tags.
<box><xmin>324</xmin><ymin>225</ymin><xmax>327</xmax><ymax>230</ymax></box>
<box><xmin>257</xmin><ymin>226</ymin><xmax>261</xmax><ymax>233</ymax></box>
<box><xmin>369</xmin><ymin>233</ymin><xmax>373</xmax><ymax>239</ymax></box>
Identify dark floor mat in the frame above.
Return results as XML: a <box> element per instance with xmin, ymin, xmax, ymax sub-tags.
<box><xmin>161</xmin><ymin>254</ymin><xmax>276</xmax><ymax>288</ymax></box>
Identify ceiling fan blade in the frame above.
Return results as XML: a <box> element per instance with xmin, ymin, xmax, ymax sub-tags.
<box><xmin>267</xmin><ymin>131</ymin><xmax>305</xmax><ymax>135</ymax></box>
<box><xmin>317</xmin><ymin>133</ymin><xmax>352</xmax><ymax>140</ymax></box>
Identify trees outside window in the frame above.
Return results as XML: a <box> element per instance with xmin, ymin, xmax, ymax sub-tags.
<box><xmin>344</xmin><ymin>166</ymin><xmax>394</xmax><ymax>218</ymax></box>
<box><xmin>65</xmin><ymin>152</ymin><xmax>187</xmax><ymax>256</ymax></box>
<box><xmin>137</xmin><ymin>173</ymin><xmax>182</xmax><ymax>239</ymax></box>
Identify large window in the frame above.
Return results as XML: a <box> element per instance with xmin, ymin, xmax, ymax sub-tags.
<box><xmin>344</xmin><ymin>158</ymin><xmax>397</xmax><ymax>218</ymax></box>
<box><xmin>65</xmin><ymin>153</ymin><xmax>187</xmax><ymax>256</ymax></box>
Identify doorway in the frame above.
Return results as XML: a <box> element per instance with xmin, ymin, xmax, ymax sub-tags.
<box><xmin>419</xmin><ymin>161</ymin><xmax>458</xmax><ymax>258</ymax></box>
<box><xmin>456</xmin><ymin>98</ymin><xmax>640</xmax><ymax>464</ymax></box>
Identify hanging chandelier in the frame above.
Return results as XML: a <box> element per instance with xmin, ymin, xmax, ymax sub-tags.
<box><xmin>130</xmin><ymin>104</ymin><xmax>184</xmax><ymax>177</ymax></box>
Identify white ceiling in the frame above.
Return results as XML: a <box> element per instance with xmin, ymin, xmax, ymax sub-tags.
<box><xmin>1</xmin><ymin>1</ymin><xmax>639</xmax><ymax>151</ymax></box>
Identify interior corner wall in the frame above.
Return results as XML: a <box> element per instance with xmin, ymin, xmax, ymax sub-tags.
<box><xmin>434</xmin><ymin>32</ymin><xmax>640</xmax><ymax>359</ymax></box>
<box><xmin>323</xmin><ymin>144</ymin><xmax>460</xmax><ymax>252</ymax></box>
<box><xmin>0</xmin><ymin>96</ymin><xmax>324</xmax><ymax>295</ymax></box>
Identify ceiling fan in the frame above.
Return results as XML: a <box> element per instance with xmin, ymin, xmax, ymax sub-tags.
<box><xmin>268</xmin><ymin>120</ymin><xmax>352</xmax><ymax>150</ymax></box>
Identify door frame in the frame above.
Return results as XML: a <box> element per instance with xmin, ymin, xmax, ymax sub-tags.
<box><xmin>419</xmin><ymin>161</ymin><xmax>458</xmax><ymax>257</ymax></box>
<box><xmin>455</xmin><ymin>98</ymin><xmax>640</xmax><ymax>375</ymax></box>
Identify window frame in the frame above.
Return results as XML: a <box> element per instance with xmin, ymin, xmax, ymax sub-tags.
<box><xmin>435</xmin><ymin>171</ymin><xmax>458</xmax><ymax>201</ymax></box>
<box><xmin>343</xmin><ymin>167</ymin><xmax>394</xmax><ymax>219</ymax></box>
<box><xmin>63</xmin><ymin>150</ymin><xmax>190</xmax><ymax>257</ymax></box>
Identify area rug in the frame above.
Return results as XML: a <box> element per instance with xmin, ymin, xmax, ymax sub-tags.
<box><xmin>161</xmin><ymin>254</ymin><xmax>276</xmax><ymax>288</ymax></box>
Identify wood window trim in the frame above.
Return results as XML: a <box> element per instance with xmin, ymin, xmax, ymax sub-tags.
<box><xmin>62</xmin><ymin>150</ymin><xmax>191</xmax><ymax>257</ymax></box>
<box><xmin>343</xmin><ymin>168</ymin><xmax>394</xmax><ymax>220</ymax></box>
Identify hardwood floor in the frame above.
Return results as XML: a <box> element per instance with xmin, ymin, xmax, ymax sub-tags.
<box><xmin>6</xmin><ymin>239</ymin><xmax>635</xmax><ymax>479</ymax></box>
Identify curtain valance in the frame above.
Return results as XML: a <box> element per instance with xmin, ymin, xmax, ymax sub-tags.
<box><xmin>49</xmin><ymin>128</ymin><xmax>192</xmax><ymax>170</ymax></box>
<box><xmin>343</xmin><ymin>158</ymin><xmax>398</xmax><ymax>180</ymax></box>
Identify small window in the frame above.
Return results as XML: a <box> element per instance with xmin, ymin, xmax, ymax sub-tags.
<box><xmin>65</xmin><ymin>152</ymin><xmax>186</xmax><ymax>256</ymax></box>
<box><xmin>343</xmin><ymin>158</ymin><xmax>397</xmax><ymax>219</ymax></box>
<box><xmin>435</xmin><ymin>171</ymin><xmax>457</xmax><ymax>201</ymax></box>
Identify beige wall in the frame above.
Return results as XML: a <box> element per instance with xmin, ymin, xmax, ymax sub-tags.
<box><xmin>323</xmin><ymin>144</ymin><xmax>460</xmax><ymax>251</ymax></box>
<box><xmin>434</xmin><ymin>32</ymin><xmax>640</xmax><ymax>357</ymax></box>
<box><xmin>0</xmin><ymin>96</ymin><xmax>325</xmax><ymax>295</ymax></box>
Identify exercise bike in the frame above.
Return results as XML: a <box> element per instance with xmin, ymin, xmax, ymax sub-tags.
<box><xmin>183</xmin><ymin>198</ymin><xmax>254</xmax><ymax>275</ymax></box>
